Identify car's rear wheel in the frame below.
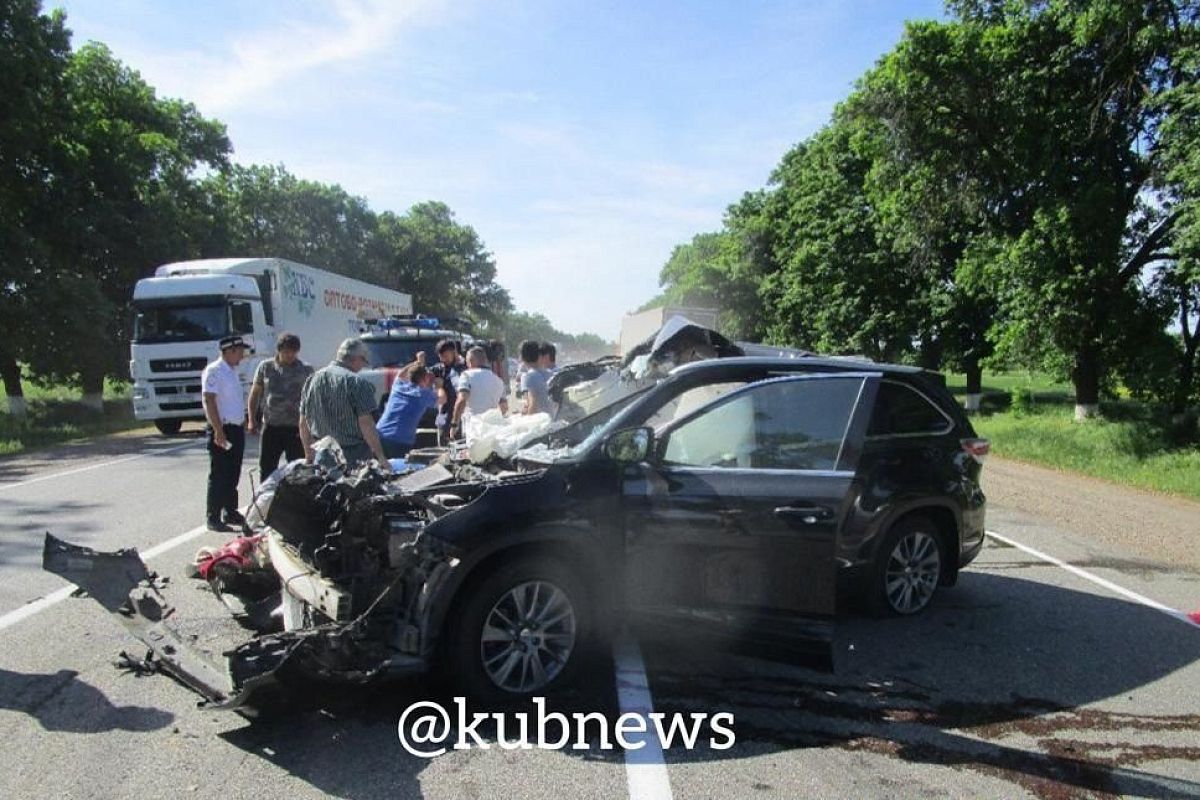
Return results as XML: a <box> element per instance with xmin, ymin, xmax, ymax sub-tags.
<box><xmin>447</xmin><ymin>557</ymin><xmax>589</xmax><ymax>701</ymax></box>
<box><xmin>868</xmin><ymin>516</ymin><xmax>943</xmax><ymax>616</ymax></box>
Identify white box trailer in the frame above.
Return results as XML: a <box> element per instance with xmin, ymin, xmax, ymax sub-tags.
<box><xmin>130</xmin><ymin>257</ymin><xmax>411</xmax><ymax>434</ymax></box>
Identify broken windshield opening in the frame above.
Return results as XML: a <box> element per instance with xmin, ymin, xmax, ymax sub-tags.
<box><xmin>531</xmin><ymin>385</ymin><xmax>652</xmax><ymax>460</ymax></box>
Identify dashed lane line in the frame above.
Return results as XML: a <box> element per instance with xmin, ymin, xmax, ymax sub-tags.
<box><xmin>614</xmin><ymin>632</ymin><xmax>675</xmax><ymax>800</ymax></box>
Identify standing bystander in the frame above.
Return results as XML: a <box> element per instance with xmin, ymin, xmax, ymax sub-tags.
<box><xmin>539</xmin><ymin>341</ymin><xmax>558</xmax><ymax>373</ymax></box>
<box><xmin>202</xmin><ymin>335</ymin><xmax>250</xmax><ymax>532</ymax></box>
<box><xmin>429</xmin><ymin>339</ymin><xmax>466</xmax><ymax>445</ymax></box>
<box><xmin>298</xmin><ymin>338</ymin><xmax>390</xmax><ymax>469</ymax></box>
<box><xmin>518</xmin><ymin>339</ymin><xmax>553</xmax><ymax>416</ymax></box>
<box><xmin>247</xmin><ymin>332</ymin><xmax>313</xmax><ymax>479</ymax></box>
<box><xmin>449</xmin><ymin>346</ymin><xmax>507</xmax><ymax>441</ymax></box>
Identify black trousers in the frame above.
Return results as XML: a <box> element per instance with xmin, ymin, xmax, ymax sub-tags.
<box><xmin>206</xmin><ymin>423</ymin><xmax>245</xmax><ymax>521</ymax></box>
<box><xmin>259</xmin><ymin>423</ymin><xmax>303</xmax><ymax>479</ymax></box>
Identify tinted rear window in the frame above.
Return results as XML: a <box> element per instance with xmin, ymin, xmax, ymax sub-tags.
<box><xmin>867</xmin><ymin>381</ymin><xmax>951</xmax><ymax>437</ymax></box>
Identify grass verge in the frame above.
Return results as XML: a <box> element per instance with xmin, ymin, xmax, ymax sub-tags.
<box><xmin>1</xmin><ymin>379</ymin><xmax>145</xmax><ymax>456</ymax></box>
<box><xmin>945</xmin><ymin>371</ymin><xmax>1200</xmax><ymax>501</ymax></box>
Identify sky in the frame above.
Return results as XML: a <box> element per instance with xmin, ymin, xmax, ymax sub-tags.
<box><xmin>51</xmin><ymin>0</ymin><xmax>946</xmax><ymax>340</ymax></box>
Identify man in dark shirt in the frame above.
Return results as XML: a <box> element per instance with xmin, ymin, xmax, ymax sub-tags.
<box><xmin>247</xmin><ymin>332</ymin><xmax>313</xmax><ymax>479</ymax></box>
<box><xmin>428</xmin><ymin>339</ymin><xmax>466</xmax><ymax>446</ymax></box>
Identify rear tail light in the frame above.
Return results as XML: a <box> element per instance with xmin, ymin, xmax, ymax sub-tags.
<box><xmin>961</xmin><ymin>438</ymin><xmax>990</xmax><ymax>464</ymax></box>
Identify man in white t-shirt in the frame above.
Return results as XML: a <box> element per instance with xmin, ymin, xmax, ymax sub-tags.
<box><xmin>449</xmin><ymin>346</ymin><xmax>507</xmax><ymax>440</ymax></box>
<box><xmin>201</xmin><ymin>335</ymin><xmax>250</xmax><ymax>531</ymax></box>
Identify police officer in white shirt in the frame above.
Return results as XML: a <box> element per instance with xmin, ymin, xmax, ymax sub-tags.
<box><xmin>202</xmin><ymin>335</ymin><xmax>250</xmax><ymax>531</ymax></box>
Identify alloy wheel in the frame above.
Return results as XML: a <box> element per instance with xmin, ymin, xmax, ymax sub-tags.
<box><xmin>480</xmin><ymin>580</ymin><xmax>577</xmax><ymax>694</ymax></box>
<box><xmin>883</xmin><ymin>530</ymin><xmax>941</xmax><ymax>614</ymax></box>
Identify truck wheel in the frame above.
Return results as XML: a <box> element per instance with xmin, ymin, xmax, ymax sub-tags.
<box><xmin>446</xmin><ymin>556</ymin><xmax>590</xmax><ymax>702</ymax></box>
<box><xmin>866</xmin><ymin>516</ymin><xmax>943</xmax><ymax>617</ymax></box>
<box><xmin>154</xmin><ymin>419</ymin><xmax>183</xmax><ymax>435</ymax></box>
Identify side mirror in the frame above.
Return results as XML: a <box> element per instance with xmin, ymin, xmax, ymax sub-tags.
<box><xmin>603</xmin><ymin>426</ymin><xmax>653</xmax><ymax>463</ymax></box>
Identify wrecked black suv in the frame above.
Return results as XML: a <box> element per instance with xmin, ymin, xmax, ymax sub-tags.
<box><xmin>45</xmin><ymin>356</ymin><xmax>987</xmax><ymax>707</ymax></box>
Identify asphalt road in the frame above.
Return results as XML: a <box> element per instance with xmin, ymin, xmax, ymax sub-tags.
<box><xmin>0</xmin><ymin>427</ymin><xmax>1197</xmax><ymax>799</ymax></box>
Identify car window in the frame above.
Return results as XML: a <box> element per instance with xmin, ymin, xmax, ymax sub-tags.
<box><xmin>229</xmin><ymin>300</ymin><xmax>254</xmax><ymax>334</ymax></box>
<box><xmin>644</xmin><ymin>381</ymin><xmax>745</xmax><ymax>432</ymax></box>
<box><xmin>362</xmin><ymin>339</ymin><xmax>439</xmax><ymax>368</ymax></box>
<box><xmin>662</xmin><ymin>376</ymin><xmax>863</xmax><ymax>470</ymax></box>
<box><xmin>867</xmin><ymin>380</ymin><xmax>951</xmax><ymax>437</ymax></box>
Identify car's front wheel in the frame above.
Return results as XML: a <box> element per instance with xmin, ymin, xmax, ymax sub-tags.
<box><xmin>154</xmin><ymin>418</ymin><xmax>183</xmax><ymax>435</ymax></box>
<box><xmin>868</xmin><ymin>516</ymin><xmax>944</xmax><ymax>616</ymax></box>
<box><xmin>447</xmin><ymin>557</ymin><xmax>589</xmax><ymax>701</ymax></box>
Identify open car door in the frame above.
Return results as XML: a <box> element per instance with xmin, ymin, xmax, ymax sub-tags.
<box><xmin>623</xmin><ymin>372</ymin><xmax>880</xmax><ymax>667</ymax></box>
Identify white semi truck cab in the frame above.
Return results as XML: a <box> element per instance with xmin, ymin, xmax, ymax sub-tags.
<box><xmin>130</xmin><ymin>258</ymin><xmax>411</xmax><ymax>435</ymax></box>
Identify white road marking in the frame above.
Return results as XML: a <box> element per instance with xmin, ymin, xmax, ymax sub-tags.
<box><xmin>141</xmin><ymin>524</ymin><xmax>209</xmax><ymax>559</ymax></box>
<box><xmin>614</xmin><ymin>631</ymin><xmax>675</xmax><ymax>800</ymax></box>
<box><xmin>986</xmin><ymin>529</ymin><xmax>1200</xmax><ymax>630</ymax></box>
<box><xmin>0</xmin><ymin>524</ymin><xmax>209</xmax><ymax>633</ymax></box>
<box><xmin>0</xmin><ymin>440</ymin><xmax>201</xmax><ymax>492</ymax></box>
<box><xmin>0</xmin><ymin>585</ymin><xmax>77</xmax><ymax>633</ymax></box>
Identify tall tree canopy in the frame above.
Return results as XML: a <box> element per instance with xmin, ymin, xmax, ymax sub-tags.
<box><xmin>0</xmin><ymin>0</ymin><xmax>71</xmax><ymax>414</ymax></box>
<box><xmin>654</xmin><ymin>0</ymin><xmax>1200</xmax><ymax>419</ymax></box>
<box><xmin>860</xmin><ymin>0</ymin><xmax>1198</xmax><ymax>416</ymax></box>
<box><xmin>0</xmin><ymin>2</ymin><xmax>555</xmax><ymax>409</ymax></box>
<box><xmin>44</xmin><ymin>42</ymin><xmax>232</xmax><ymax>405</ymax></box>
<box><xmin>370</xmin><ymin>201</ymin><xmax>511</xmax><ymax>330</ymax></box>
<box><xmin>200</xmin><ymin>164</ymin><xmax>376</xmax><ymax>275</ymax></box>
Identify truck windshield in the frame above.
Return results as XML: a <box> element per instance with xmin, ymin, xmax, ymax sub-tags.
<box><xmin>133</xmin><ymin>301</ymin><xmax>229</xmax><ymax>344</ymax></box>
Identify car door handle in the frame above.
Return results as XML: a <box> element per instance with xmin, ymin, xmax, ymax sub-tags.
<box><xmin>774</xmin><ymin>505</ymin><xmax>832</xmax><ymax>524</ymax></box>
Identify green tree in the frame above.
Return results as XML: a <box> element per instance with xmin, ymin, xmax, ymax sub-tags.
<box><xmin>0</xmin><ymin>0</ymin><xmax>71</xmax><ymax>416</ymax></box>
<box><xmin>501</xmin><ymin>310</ymin><xmax>559</xmax><ymax>355</ymax></box>
<box><xmin>561</xmin><ymin>331</ymin><xmax>613</xmax><ymax>360</ymax></box>
<box><xmin>200</xmin><ymin>164</ymin><xmax>377</xmax><ymax>278</ymax></box>
<box><xmin>1154</xmin><ymin>41</ymin><xmax>1200</xmax><ymax>415</ymax></box>
<box><xmin>850</xmin><ymin>76</ymin><xmax>999</xmax><ymax>403</ymax></box>
<box><xmin>31</xmin><ymin>42</ymin><xmax>231</xmax><ymax>407</ymax></box>
<box><xmin>759</xmin><ymin>117</ymin><xmax>922</xmax><ymax>361</ymax></box>
<box><xmin>369</xmin><ymin>201</ymin><xmax>512</xmax><ymax>329</ymax></box>
<box><xmin>650</xmin><ymin>191</ymin><xmax>776</xmax><ymax>342</ymax></box>
<box><xmin>869</xmin><ymin>1</ymin><xmax>1196</xmax><ymax>418</ymax></box>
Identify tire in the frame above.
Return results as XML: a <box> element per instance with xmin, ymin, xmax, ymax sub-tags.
<box><xmin>154</xmin><ymin>418</ymin><xmax>183</xmax><ymax>435</ymax></box>
<box><xmin>867</xmin><ymin>516</ymin><xmax>944</xmax><ymax>617</ymax></box>
<box><xmin>445</xmin><ymin>556</ymin><xmax>590</xmax><ymax>702</ymax></box>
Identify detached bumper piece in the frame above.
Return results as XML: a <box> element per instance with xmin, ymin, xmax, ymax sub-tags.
<box><xmin>42</xmin><ymin>533</ymin><xmax>304</xmax><ymax>708</ymax></box>
<box><xmin>41</xmin><ymin>534</ymin><xmax>424</xmax><ymax>709</ymax></box>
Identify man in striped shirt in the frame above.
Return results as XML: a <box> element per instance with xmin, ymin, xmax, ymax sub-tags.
<box><xmin>298</xmin><ymin>338</ymin><xmax>390</xmax><ymax>469</ymax></box>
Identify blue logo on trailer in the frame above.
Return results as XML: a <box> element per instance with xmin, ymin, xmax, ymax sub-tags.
<box><xmin>281</xmin><ymin>265</ymin><xmax>316</xmax><ymax>317</ymax></box>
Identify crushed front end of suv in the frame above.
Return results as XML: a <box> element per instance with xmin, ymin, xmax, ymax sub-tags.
<box><xmin>45</xmin><ymin>356</ymin><xmax>987</xmax><ymax>708</ymax></box>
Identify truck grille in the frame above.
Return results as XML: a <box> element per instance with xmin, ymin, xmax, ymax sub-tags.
<box><xmin>159</xmin><ymin>402</ymin><xmax>203</xmax><ymax>411</ymax></box>
<box><xmin>154</xmin><ymin>384</ymin><xmax>202</xmax><ymax>396</ymax></box>
<box><xmin>150</xmin><ymin>358</ymin><xmax>208</xmax><ymax>373</ymax></box>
